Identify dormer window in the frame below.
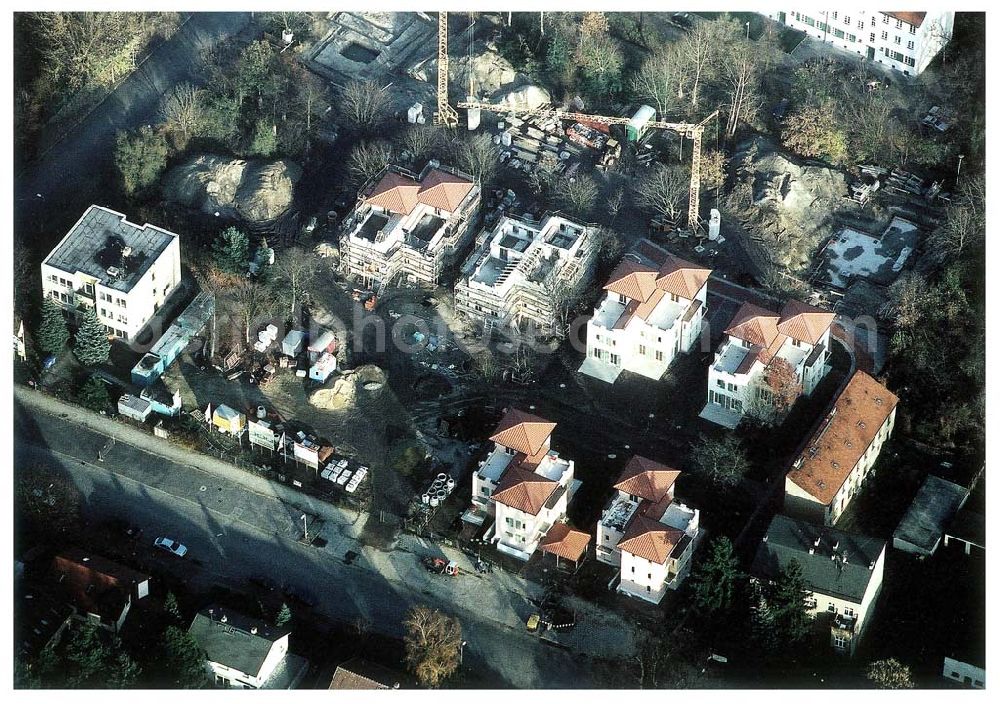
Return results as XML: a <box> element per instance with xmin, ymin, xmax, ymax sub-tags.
<box><xmin>618</xmin><ymin>293</ymin><xmax>627</xmax><ymax>304</ymax></box>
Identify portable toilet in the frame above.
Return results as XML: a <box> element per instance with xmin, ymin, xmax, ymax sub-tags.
<box><xmin>626</xmin><ymin>105</ymin><xmax>656</xmax><ymax>143</ymax></box>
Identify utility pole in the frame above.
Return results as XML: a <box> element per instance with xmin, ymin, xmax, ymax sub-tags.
<box><xmin>301</xmin><ymin>513</ymin><xmax>308</xmax><ymax>541</ymax></box>
<box><xmin>957</xmin><ymin>154</ymin><xmax>965</xmax><ymax>180</ymax></box>
<box><xmin>745</xmin><ymin>21</ymin><xmax>751</xmax><ymax>39</ymax></box>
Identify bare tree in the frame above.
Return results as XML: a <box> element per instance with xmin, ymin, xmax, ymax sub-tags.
<box><xmin>689</xmin><ymin>433</ymin><xmax>750</xmax><ymax>488</ymax></box>
<box><xmin>339</xmin><ymin>79</ymin><xmax>391</xmax><ymax>132</ymax></box>
<box><xmin>231</xmin><ymin>277</ymin><xmax>278</xmax><ymax>345</ymax></box>
<box><xmin>554</xmin><ymin>174</ymin><xmax>599</xmax><ymax>218</ymax></box>
<box><xmin>159</xmin><ymin>82</ymin><xmax>202</xmax><ymax>138</ymax></box>
<box><xmin>449</xmin><ymin>134</ymin><xmax>500</xmax><ymax>186</ymax></box>
<box><xmin>347</xmin><ymin>140</ymin><xmax>396</xmax><ymax>185</ymax></box>
<box><xmin>634</xmin><ymin>164</ymin><xmax>689</xmax><ymax>225</ymax></box>
<box><xmin>927</xmin><ymin>175</ymin><xmax>985</xmax><ymax>262</ymax></box>
<box><xmin>677</xmin><ymin>20</ymin><xmax>722</xmax><ymax>110</ymax></box>
<box><xmin>397</xmin><ymin>125</ymin><xmax>444</xmax><ymax>164</ymax></box>
<box><xmin>631</xmin><ymin>44</ymin><xmax>688</xmax><ymax>117</ymax></box>
<box><xmin>719</xmin><ymin>39</ymin><xmax>762</xmax><ymax>138</ymax></box>
<box><xmin>403</xmin><ymin>606</ymin><xmax>462</xmax><ymax>688</ymax></box>
<box><xmin>745</xmin><ymin>358</ymin><xmax>803</xmax><ymax>426</ymax></box>
<box><xmin>606</xmin><ymin>186</ymin><xmax>626</xmax><ymax>223</ymax></box>
<box><xmin>273</xmin><ymin>246</ymin><xmax>320</xmax><ymax>318</ymax></box>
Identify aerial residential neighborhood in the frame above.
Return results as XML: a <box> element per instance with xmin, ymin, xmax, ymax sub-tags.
<box><xmin>11</xmin><ymin>7</ymin><xmax>985</xmax><ymax>692</ymax></box>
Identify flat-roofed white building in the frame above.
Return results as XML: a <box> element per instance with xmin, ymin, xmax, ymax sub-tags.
<box><xmin>767</xmin><ymin>11</ymin><xmax>953</xmax><ymax>76</ymax></box>
<box><xmin>597</xmin><ymin>456</ymin><xmax>700</xmax><ymax>604</ymax></box>
<box><xmin>339</xmin><ymin>162</ymin><xmax>481</xmax><ymax>288</ymax></box>
<box><xmin>455</xmin><ymin>213</ymin><xmax>597</xmax><ymax>335</ymax></box>
<box><xmin>580</xmin><ymin>240</ymin><xmax>711</xmax><ymax>384</ymax></box>
<box><xmin>41</xmin><ymin>205</ymin><xmax>182</xmax><ymax>342</ymax></box>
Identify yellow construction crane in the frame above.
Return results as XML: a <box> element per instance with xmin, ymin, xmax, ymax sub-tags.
<box><xmin>434</xmin><ymin>12</ymin><xmax>459</xmax><ymax>128</ymax></box>
<box><xmin>457</xmin><ymin>99</ymin><xmax>718</xmax><ymax>230</ymax></box>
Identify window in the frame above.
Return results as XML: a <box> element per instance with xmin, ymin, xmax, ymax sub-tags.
<box><xmin>896</xmin><ymin>19</ymin><xmax>903</xmax><ymax>29</ymax></box>
<box><xmin>670</xmin><ymin>293</ymin><xmax>679</xmax><ymax>303</ymax></box>
<box><xmin>907</xmin><ymin>40</ymin><xmax>914</xmax><ymax>50</ymax></box>
<box><xmin>909</xmin><ymin>25</ymin><xmax>916</xmax><ymax>35</ymax></box>
<box><xmin>847</xmin><ymin>34</ymin><xmax>856</xmax><ymax>42</ymax></box>
<box><xmin>827</xmin><ymin>602</ymin><xmax>837</xmax><ymax>613</ymax></box>
<box><xmin>894</xmin><ymin>35</ymin><xmax>901</xmax><ymax>44</ymax></box>
<box><xmin>857</xmin><ymin>20</ymin><xmax>863</xmax><ymax>29</ymax></box>
<box><xmin>646</xmin><ymin>586</ymin><xmax>651</xmax><ymax>593</ymax></box>
<box><xmin>843</xmin><ymin>606</ymin><xmax>855</xmax><ymax>617</ymax></box>
<box><xmin>833</xmin><ymin>635</ymin><xmax>847</xmax><ymax>649</ymax></box>
<box><xmin>655</xmin><ymin>350</ymin><xmax>664</xmax><ymax>362</ymax></box>
<box><xmin>844</xmin><ymin>15</ymin><xmax>850</xmax><ymax>24</ymax></box>
<box><xmin>871</xmin><ymin>16</ymin><xmax>876</xmax><ymax>27</ymax></box>
<box><xmin>891</xmin><ymin>50</ymin><xmax>905</xmax><ymax>62</ymax></box>
<box><xmin>904</xmin><ymin>56</ymin><xmax>916</xmax><ymax>67</ymax></box>
<box><xmin>618</xmin><ymin>293</ymin><xmax>627</xmax><ymax>304</ymax></box>
<box><xmin>610</xmin><ymin>353</ymin><xmax>620</xmax><ymax>366</ymax></box>
<box><xmin>882</xmin><ymin>15</ymin><xmax>889</xmax><ymax>24</ymax></box>
<box><xmin>727</xmin><ymin>382</ymin><xmax>736</xmax><ymax>392</ymax></box>
<box><xmin>481</xmin><ymin>487</ymin><xmax>489</xmax><ymax>495</ymax></box>
<box><xmin>716</xmin><ymin>379</ymin><xmax>725</xmax><ymax>388</ymax></box>
<box><xmin>881</xmin><ymin>31</ymin><xmax>888</xmax><ymax>40</ymax></box>
<box><xmin>639</xmin><ymin>344</ymin><xmax>647</xmax><ymax>356</ymax></box>
<box><xmin>870</xmin><ymin>32</ymin><xmax>875</xmax><ymax>42</ymax></box>
<box><xmin>84</xmin><ymin>283</ymin><xmax>94</xmax><ymax>296</ymax></box>
<box><xmin>832</xmin><ymin>12</ymin><xmax>837</xmax><ymax>20</ymax></box>
<box><xmin>832</xmin><ymin>28</ymin><xmax>844</xmax><ymax>39</ymax></box>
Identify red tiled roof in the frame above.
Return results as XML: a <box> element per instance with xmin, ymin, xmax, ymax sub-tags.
<box><xmin>51</xmin><ymin>549</ymin><xmax>149</xmax><ymax>621</ymax></box>
<box><xmin>489</xmin><ymin>408</ymin><xmax>556</xmax><ymax>457</ymax></box>
<box><xmin>777</xmin><ymin>300</ymin><xmax>836</xmax><ymax>346</ymax></box>
<box><xmin>655</xmin><ymin>254</ymin><xmax>712</xmax><ymax>300</ymax></box>
<box><xmin>416</xmin><ymin>168</ymin><xmax>474</xmax><ymax>212</ymax></box>
<box><xmin>725</xmin><ymin>302</ymin><xmax>781</xmax><ymax>348</ymax></box>
<box><xmin>786</xmin><ymin>371</ymin><xmax>900</xmax><ymax>505</ymax></box>
<box><xmin>492</xmin><ymin>465</ymin><xmax>558</xmax><ymax>515</ymax></box>
<box><xmin>618</xmin><ymin>516</ymin><xmax>685</xmax><ymax>564</ymax></box>
<box><xmin>884</xmin><ymin>11</ymin><xmax>926</xmax><ymax>27</ymax></box>
<box><xmin>614</xmin><ymin>456</ymin><xmax>681</xmax><ymax>504</ymax></box>
<box><xmin>538</xmin><ymin>523</ymin><xmax>591</xmax><ymax>562</ymax></box>
<box><xmin>604</xmin><ymin>260</ymin><xmax>659</xmax><ymax>301</ymax></box>
<box><xmin>365</xmin><ymin>172</ymin><xmax>420</xmax><ymax>215</ymax></box>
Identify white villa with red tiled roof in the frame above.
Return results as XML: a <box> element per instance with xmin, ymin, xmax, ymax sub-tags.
<box><xmin>766</xmin><ymin>11</ymin><xmax>953</xmax><ymax>76</ymax></box>
<box><xmin>339</xmin><ymin>161</ymin><xmax>481</xmax><ymax>288</ymax></box>
<box><xmin>580</xmin><ymin>241</ymin><xmax>711</xmax><ymax>383</ymax></box>
<box><xmin>598</xmin><ymin>456</ymin><xmax>701</xmax><ymax>604</ymax></box>
<box><xmin>701</xmin><ymin>298</ymin><xmax>836</xmax><ymax>429</ymax></box>
<box><xmin>467</xmin><ymin>408</ymin><xmax>584</xmax><ymax>561</ymax></box>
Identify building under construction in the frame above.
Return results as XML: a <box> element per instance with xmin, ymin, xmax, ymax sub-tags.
<box><xmin>338</xmin><ymin>161</ymin><xmax>482</xmax><ymax>289</ymax></box>
<box><xmin>454</xmin><ymin>213</ymin><xmax>597</xmax><ymax>336</ymax></box>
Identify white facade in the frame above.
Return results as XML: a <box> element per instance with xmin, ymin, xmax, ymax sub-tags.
<box><xmin>616</xmin><ymin>505</ymin><xmax>700</xmax><ymax>604</ymax></box>
<box><xmin>41</xmin><ymin>206</ymin><xmax>182</xmax><ymax>342</ymax></box>
<box><xmin>943</xmin><ymin>657</ymin><xmax>985</xmax><ymax>689</ymax></box>
<box><xmin>768</xmin><ymin>11</ymin><xmax>954</xmax><ymax>76</ymax></box>
<box><xmin>455</xmin><ymin>214</ymin><xmax>597</xmax><ymax>334</ymax></box>
<box><xmin>207</xmin><ymin>633</ymin><xmax>290</xmax><ymax>689</ymax></box>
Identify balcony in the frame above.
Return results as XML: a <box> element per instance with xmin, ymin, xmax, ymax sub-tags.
<box><xmin>833</xmin><ymin>613</ymin><xmax>858</xmax><ymax>632</ymax></box>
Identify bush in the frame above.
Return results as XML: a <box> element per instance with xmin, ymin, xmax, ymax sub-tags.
<box><xmin>114</xmin><ymin>125</ymin><xmax>169</xmax><ymax>196</ymax></box>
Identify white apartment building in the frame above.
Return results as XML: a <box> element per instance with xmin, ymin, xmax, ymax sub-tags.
<box><xmin>752</xmin><ymin>514</ymin><xmax>887</xmax><ymax>656</ymax></box>
<box><xmin>597</xmin><ymin>456</ymin><xmax>700</xmax><ymax>604</ymax></box>
<box><xmin>339</xmin><ymin>162</ymin><xmax>481</xmax><ymax>288</ymax></box>
<box><xmin>701</xmin><ymin>299</ymin><xmax>835</xmax><ymax>429</ymax></box>
<box><xmin>41</xmin><ymin>205</ymin><xmax>182</xmax><ymax>342</ymax></box>
<box><xmin>471</xmin><ymin>408</ymin><xmax>582</xmax><ymax>561</ymax></box>
<box><xmin>580</xmin><ymin>240</ymin><xmax>711</xmax><ymax>384</ymax></box>
<box><xmin>768</xmin><ymin>11</ymin><xmax>953</xmax><ymax>76</ymax></box>
<box><xmin>454</xmin><ymin>213</ymin><xmax>597</xmax><ymax>335</ymax></box>
<box><xmin>785</xmin><ymin>370</ymin><xmax>899</xmax><ymax>526</ymax></box>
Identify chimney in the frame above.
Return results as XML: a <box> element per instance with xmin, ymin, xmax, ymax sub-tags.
<box><xmin>868</xmin><ymin>559</ymin><xmax>876</xmax><ymax>570</ymax></box>
<box><xmin>808</xmin><ymin>547</ymin><xmax>814</xmax><ymax>555</ymax></box>
<box><xmin>842</xmin><ymin>552</ymin><xmax>849</xmax><ymax>565</ymax></box>
<box><xmin>251</xmin><ymin>626</ymin><xmax>258</xmax><ymax>635</ymax></box>
<box><xmin>813</xmin><ymin>536</ymin><xmax>821</xmax><ymax>548</ymax></box>
<box><xmin>762</xmin><ymin>534</ymin><xmax>768</xmax><ymax>543</ymax></box>
<box><xmin>832</xmin><ymin>540</ymin><xmax>840</xmax><ymax>551</ymax></box>
<box><xmin>221</xmin><ymin>615</ymin><xmax>228</xmax><ymax>623</ymax></box>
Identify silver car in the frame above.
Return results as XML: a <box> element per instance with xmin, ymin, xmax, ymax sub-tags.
<box><xmin>153</xmin><ymin>537</ymin><xmax>188</xmax><ymax>557</ymax></box>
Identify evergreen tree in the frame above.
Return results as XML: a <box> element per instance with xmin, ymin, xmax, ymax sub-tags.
<box><xmin>160</xmin><ymin>626</ymin><xmax>208</xmax><ymax>688</ymax></box>
<box><xmin>114</xmin><ymin>125</ymin><xmax>169</xmax><ymax>197</ymax></box>
<box><xmin>211</xmin><ymin>227</ymin><xmax>250</xmax><ymax>275</ymax></box>
<box><xmin>766</xmin><ymin>559</ymin><xmax>813</xmax><ymax>652</ymax></box>
<box><xmin>37</xmin><ymin>297</ymin><xmax>70</xmax><ymax>356</ymax></box>
<box><xmin>275</xmin><ymin>602</ymin><xmax>292</xmax><ymax>627</ymax></box>
<box><xmin>76</xmin><ymin>374</ymin><xmax>111</xmax><ymax>413</ymax></box>
<box><xmin>691</xmin><ymin>536</ymin><xmax>742</xmax><ymax>615</ymax></box>
<box><xmin>73</xmin><ymin>308</ymin><xmax>111</xmax><ymax>366</ymax></box>
<box><xmin>248</xmin><ymin>119</ymin><xmax>277</xmax><ymax>157</ymax></box>
<box><xmin>163</xmin><ymin>591</ymin><xmax>182</xmax><ymax>622</ymax></box>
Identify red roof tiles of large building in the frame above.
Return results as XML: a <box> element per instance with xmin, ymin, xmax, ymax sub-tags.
<box><xmin>614</xmin><ymin>456</ymin><xmax>682</xmax><ymax>504</ymax></box>
<box><xmin>491</xmin><ymin>465</ymin><xmax>558</xmax><ymax>515</ymax></box>
<box><xmin>604</xmin><ymin>260</ymin><xmax>659</xmax><ymax>301</ymax></box>
<box><xmin>884</xmin><ymin>11</ymin><xmax>926</xmax><ymax>27</ymax></box>
<box><xmin>489</xmin><ymin>408</ymin><xmax>556</xmax><ymax>457</ymax></box>
<box><xmin>416</xmin><ymin>168</ymin><xmax>474</xmax><ymax>212</ymax></box>
<box><xmin>51</xmin><ymin>549</ymin><xmax>149</xmax><ymax>622</ymax></box>
<box><xmin>777</xmin><ymin>300</ymin><xmax>836</xmax><ymax>346</ymax></box>
<box><xmin>538</xmin><ymin>523</ymin><xmax>591</xmax><ymax>562</ymax></box>
<box><xmin>726</xmin><ymin>302</ymin><xmax>782</xmax><ymax>348</ymax></box>
<box><xmin>365</xmin><ymin>172</ymin><xmax>421</xmax><ymax>215</ymax></box>
<box><xmin>618</xmin><ymin>516</ymin><xmax>685</xmax><ymax>564</ymax></box>
<box><xmin>786</xmin><ymin>371</ymin><xmax>899</xmax><ymax>505</ymax></box>
<box><xmin>726</xmin><ymin>298</ymin><xmax>835</xmax><ymax>366</ymax></box>
<box><xmin>655</xmin><ymin>254</ymin><xmax>712</xmax><ymax>300</ymax></box>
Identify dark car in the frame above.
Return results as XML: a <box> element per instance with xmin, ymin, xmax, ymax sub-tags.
<box><xmin>671</xmin><ymin>12</ymin><xmax>693</xmax><ymax>30</ymax></box>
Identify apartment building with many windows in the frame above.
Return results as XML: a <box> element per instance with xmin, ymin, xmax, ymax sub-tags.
<box><xmin>785</xmin><ymin>370</ymin><xmax>899</xmax><ymax>526</ymax></box>
<box><xmin>579</xmin><ymin>240</ymin><xmax>711</xmax><ymax>384</ymax></box>
<box><xmin>339</xmin><ymin>161</ymin><xmax>481</xmax><ymax>289</ymax></box>
<box><xmin>40</xmin><ymin>205</ymin><xmax>181</xmax><ymax>341</ymax></box>
<box><xmin>701</xmin><ymin>299</ymin><xmax>835</xmax><ymax>429</ymax></box>
<box><xmin>768</xmin><ymin>11</ymin><xmax>953</xmax><ymax>75</ymax></box>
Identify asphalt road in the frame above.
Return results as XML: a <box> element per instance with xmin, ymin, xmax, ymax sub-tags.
<box><xmin>14</xmin><ymin>397</ymin><xmax>616</xmax><ymax>688</ymax></box>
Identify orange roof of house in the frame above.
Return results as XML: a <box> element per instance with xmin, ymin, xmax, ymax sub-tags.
<box><xmin>777</xmin><ymin>300</ymin><xmax>836</xmax><ymax>346</ymax></box>
<box><xmin>655</xmin><ymin>254</ymin><xmax>712</xmax><ymax>300</ymax></box>
<box><xmin>614</xmin><ymin>456</ymin><xmax>681</xmax><ymax>503</ymax></box>
<box><xmin>618</xmin><ymin>516</ymin><xmax>685</xmax><ymax>564</ymax></box>
<box><xmin>884</xmin><ymin>11</ymin><xmax>926</xmax><ymax>27</ymax></box>
<box><xmin>365</xmin><ymin>172</ymin><xmax>420</xmax><ymax>215</ymax></box>
<box><xmin>491</xmin><ymin>465</ymin><xmax>558</xmax><ymax>515</ymax></box>
<box><xmin>51</xmin><ymin>549</ymin><xmax>149</xmax><ymax>621</ymax></box>
<box><xmin>604</xmin><ymin>260</ymin><xmax>659</xmax><ymax>301</ymax></box>
<box><xmin>416</xmin><ymin>169</ymin><xmax>474</xmax><ymax>212</ymax></box>
<box><xmin>726</xmin><ymin>302</ymin><xmax>781</xmax><ymax>348</ymax></box>
<box><xmin>786</xmin><ymin>371</ymin><xmax>899</xmax><ymax>505</ymax></box>
<box><xmin>489</xmin><ymin>408</ymin><xmax>556</xmax><ymax>457</ymax></box>
<box><xmin>538</xmin><ymin>523</ymin><xmax>591</xmax><ymax>562</ymax></box>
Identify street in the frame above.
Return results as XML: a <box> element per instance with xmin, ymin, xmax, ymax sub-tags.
<box><xmin>14</xmin><ymin>388</ymin><xmax>637</xmax><ymax>688</ymax></box>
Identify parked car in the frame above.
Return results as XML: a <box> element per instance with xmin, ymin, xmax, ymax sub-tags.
<box><xmin>153</xmin><ymin>537</ymin><xmax>188</xmax><ymax>557</ymax></box>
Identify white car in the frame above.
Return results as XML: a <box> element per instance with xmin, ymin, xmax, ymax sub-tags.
<box><xmin>153</xmin><ymin>537</ymin><xmax>188</xmax><ymax>557</ymax></box>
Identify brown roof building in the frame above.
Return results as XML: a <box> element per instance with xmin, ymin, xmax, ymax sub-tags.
<box><xmin>50</xmin><ymin>549</ymin><xmax>150</xmax><ymax>632</ymax></box>
<box><xmin>785</xmin><ymin>370</ymin><xmax>900</xmax><ymax>526</ymax></box>
<box><xmin>329</xmin><ymin>657</ymin><xmax>403</xmax><ymax>689</ymax></box>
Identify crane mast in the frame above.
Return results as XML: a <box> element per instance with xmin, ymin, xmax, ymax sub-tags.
<box><xmin>434</xmin><ymin>12</ymin><xmax>459</xmax><ymax>128</ymax></box>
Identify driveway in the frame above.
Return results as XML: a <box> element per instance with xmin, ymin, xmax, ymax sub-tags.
<box><xmin>14</xmin><ymin>386</ymin><xmax>639</xmax><ymax>687</ymax></box>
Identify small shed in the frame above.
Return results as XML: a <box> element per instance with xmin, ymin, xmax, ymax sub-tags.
<box><xmin>538</xmin><ymin>523</ymin><xmax>591</xmax><ymax>571</ymax></box>
<box><xmin>118</xmin><ymin>394</ymin><xmax>152</xmax><ymax>422</ymax></box>
<box><xmin>893</xmin><ymin>475</ymin><xmax>969</xmax><ymax>557</ymax></box>
<box><xmin>309</xmin><ymin>352</ymin><xmax>337</xmax><ymax>383</ymax></box>
<box><xmin>212</xmin><ymin>404</ymin><xmax>246</xmax><ymax>436</ymax></box>
<box><xmin>308</xmin><ymin>329</ymin><xmax>337</xmax><ymax>362</ymax></box>
<box><xmin>282</xmin><ymin>329</ymin><xmax>307</xmax><ymax>358</ymax></box>
<box><xmin>626</xmin><ymin>105</ymin><xmax>656</xmax><ymax>142</ymax></box>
